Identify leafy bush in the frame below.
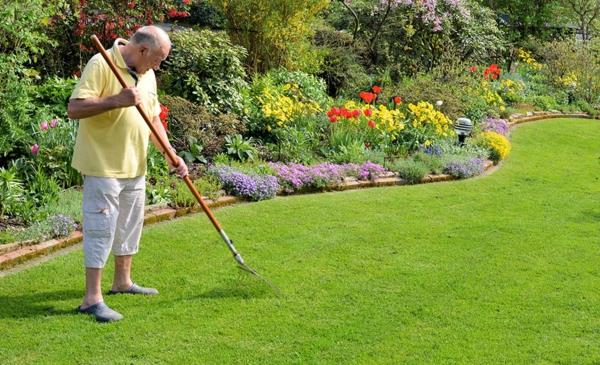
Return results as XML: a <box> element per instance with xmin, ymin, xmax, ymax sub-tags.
<box><xmin>210</xmin><ymin>0</ymin><xmax>328</xmax><ymax>73</ymax></box>
<box><xmin>538</xmin><ymin>39</ymin><xmax>600</xmax><ymax>105</ymax></box>
<box><xmin>476</xmin><ymin>131</ymin><xmax>511</xmax><ymax>163</ymax></box>
<box><xmin>162</xmin><ymin>29</ymin><xmax>248</xmax><ymax>115</ymax></box>
<box><xmin>244</xmin><ymin>68</ymin><xmax>330</xmax><ymax>136</ymax></box>
<box><xmin>161</xmin><ymin>96</ymin><xmax>246</xmax><ymax>160</ymax></box>
<box><xmin>412</xmin><ymin>151</ymin><xmax>445</xmax><ymax>175</ymax></box>
<box><xmin>171</xmin><ymin>175</ymin><xmax>223</xmax><ymax>208</ymax></box>
<box><xmin>312</xmin><ymin>26</ymin><xmax>372</xmax><ymax>97</ymax></box>
<box><xmin>269</xmin><ymin>120</ymin><xmax>322</xmax><ymax>164</ymax></box>
<box><xmin>392</xmin><ymin>159</ymin><xmax>429</xmax><ymax>184</ymax></box>
<box><xmin>0</xmin><ymin>166</ymin><xmax>25</xmax><ymax>218</ymax></box>
<box><xmin>224</xmin><ymin>134</ymin><xmax>257</xmax><ymax>162</ymax></box>
<box><xmin>32</xmin><ymin>77</ymin><xmax>79</xmax><ymax>119</ymax></box>
<box><xmin>28</xmin><ymin>117</ymin><xmax>80</xmax><ymax>188</ymax></box>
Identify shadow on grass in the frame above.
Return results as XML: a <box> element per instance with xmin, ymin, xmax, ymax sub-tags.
<box><xmin>0</xmin><ymin>289</ymin><xmax>81</xmax><ymax>319</ymax></box>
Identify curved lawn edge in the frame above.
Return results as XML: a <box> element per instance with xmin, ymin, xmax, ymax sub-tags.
<box><xmin>0</xmin><ymin>112</ymin><xmax>596</xmax><ymax>271</ymax></box>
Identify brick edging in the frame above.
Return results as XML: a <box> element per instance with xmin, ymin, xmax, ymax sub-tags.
<box><xmin>0</xmin><ymin>112</ymin><xmax>593</xmax><ymax>271</ymax></box>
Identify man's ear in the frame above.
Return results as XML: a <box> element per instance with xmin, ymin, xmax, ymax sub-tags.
<box><xmin>139</xmin><ymin>45</ymin><xmax>149</xmax><ymax>56</ymax></box>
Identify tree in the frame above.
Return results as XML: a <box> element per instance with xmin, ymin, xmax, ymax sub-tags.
<box><xmin>476</xmin><ymin>0</ymin><xmax>559</xmax><ymax>41</ymax></box>
<box><xmin>561</xmin><ymin>0</ymin><xmax>600</xmax><ymax>40</ymax></box>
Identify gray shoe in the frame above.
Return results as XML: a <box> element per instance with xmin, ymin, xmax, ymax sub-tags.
<box><xmin>108</xmin><ymin>283</ymin><xmax>159</xmax><ymax>295</ymax></box>
<box><xmin>77</xmin><ymin>302</ymin><xmax>123</xmax><ymax>322</ymax></box>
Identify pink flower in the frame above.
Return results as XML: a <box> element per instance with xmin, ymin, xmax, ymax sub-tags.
<box><xmin>31</xmin><ymin>144</ymin><xmax>39</xmax><ymax>155</ymax></box>
<box><xmin>40</xmin><ymin>121</ymin><xmax>49</xmax><ymax>131</ymax></box>
<box><xmin>49</xmin><ymin>119</ymin><xmax>59</xmax><ymax>128</ymax></box>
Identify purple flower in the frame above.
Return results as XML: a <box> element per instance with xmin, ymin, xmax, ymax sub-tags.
<box><xmin>40</xmin><ymin>121</ymin><xmax>49</xmax><ymax>131</ymax></box>
<box><xmin>49</xmin><ymin>118</ymin><xmax>59</xmax><ymax>128</ymax></box>
<box><xmin>31</xmin><ymin>144</ymin><xmax>39</xmax><ymax>155</ymax></box>
<box><xmin>482</xmin><ymin>118</ymin><xmax>509</xmax><ymax>136</ymax></box>
<box><xmin>269</xmin><ymin>161</ymin><xmax>388</xmax><ymax>192</ymax></box>
<box><xmin>209</xmin><ymin>165</ymin><xmax>279</xmax><ymax>201</ymax></box>
<box><xmin>444</xmin><ymin>157</ymin><xmax>485</xmax><ymax>178</ymax></box>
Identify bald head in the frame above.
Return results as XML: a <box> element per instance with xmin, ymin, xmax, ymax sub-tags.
<box><xmin>130</xmin><ymin>26</ymin><xmax>171</xmax><ymax>52</ymax></box>
<box><xmin>123</xmin><ymin>25</ymin><xmax>171</xmax><ymax>75</ymax></box>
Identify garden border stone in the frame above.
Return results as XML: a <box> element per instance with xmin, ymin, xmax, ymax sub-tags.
<box><xmin>0</xmin><ymin>112</ymin><xmax>596</xmax><ymax>271</ymax></box>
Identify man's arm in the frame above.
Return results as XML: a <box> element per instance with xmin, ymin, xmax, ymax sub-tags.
<box><xmin>149</xmin><ymin>115</ymin><xmax>188</xmax><ymax>178</ymax></box>
<box><xmin>67</xmin><ymin>87</ymin><xmax>141</xmax><ymax>119</ymax></box>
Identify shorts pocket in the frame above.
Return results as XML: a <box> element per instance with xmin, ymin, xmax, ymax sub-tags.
<box><xmin>83</xmin><ymin>213</ymin><xmax>111</xmax><ymax>239</ymax></box>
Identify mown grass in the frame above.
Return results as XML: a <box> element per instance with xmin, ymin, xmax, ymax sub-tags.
<box><xmin>1</xmin><ymin>118</ymin><xmax>600</xmax><ymax>364</ymax></box>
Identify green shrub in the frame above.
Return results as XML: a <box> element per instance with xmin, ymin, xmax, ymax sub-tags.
<box><xmin>32</xmin><ymin>77</ymin><xmax>79</xmax><ymax>119</ymax></box>
<box><xmin>161</xmin><ymin>96</ymin><xmax>246</xmax><ymax>160</ymax></box>
<box><xmin>313</xmin><ymin>26</ymin><xmax>371</xmax><ymax>97</ymax></box>
<box><xmin>0</xmin><ymin>166</ymin><xmax>25</xmax><ymax>218</ymax></box>
<box><xmin>172</xmin><ymin>175</ymin><xmax>223</xmax><ymax>208</ymax></box>
<box><xmin>243</xmin><ymin>68</ymin><xmax>330</xmax><ymax>136</ymax></box>
<box><xmin>162</xmin><ymin>29</ymin><xmax>248</xmax><ymax>115</ymax></box>
<box><xmin>210</xmin><ymin>0</ymin><xmax>328</xmax><ymax>74</ymax></box>
<box><xmin>412</xmin><ymin>151</ymin><xmax>444</xmax><ymax>175</ymax></box>
<box><xmin>392</xmin><ymin>159</ymin><xmax>429</xmax><ymax>184</ymax></box>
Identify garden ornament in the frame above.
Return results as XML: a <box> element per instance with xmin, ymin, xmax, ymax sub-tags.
<box><xmin>454</xmin><ymin>117</ymin><xmax>473</xmax><ymax>146</ymax></box>
<box><xmin>90</xmin><ymin>35</ymin><xmax>280</xmax><ymax>296</ymax></box>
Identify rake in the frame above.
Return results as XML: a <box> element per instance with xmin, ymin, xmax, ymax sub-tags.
<box><xmin>90</xmin><ymin>35</ymin><xmax>279</xmax><ymax>295</ymax></box>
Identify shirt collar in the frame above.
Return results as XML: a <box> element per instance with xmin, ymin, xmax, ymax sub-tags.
<box><xmin>110</xmin><ymin>38</ymin><xmax>129</xmax><ymax>70</ymax></box>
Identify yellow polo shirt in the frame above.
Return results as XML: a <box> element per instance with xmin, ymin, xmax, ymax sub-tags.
<box><xmin>70</xmin><ymin>38</ymin><xmax>161</xmax><ymax>178</ymax></box>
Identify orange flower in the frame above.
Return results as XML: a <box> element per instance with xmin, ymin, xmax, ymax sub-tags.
<box><xmin>359</xmin><ymin>91</ymin><xmax>376</xmax><ymax>104</ymax></box>
<box><xmin>372</xmin><ymin>85</ymin><xmax>382</xmax><ymax>94</ymax></box>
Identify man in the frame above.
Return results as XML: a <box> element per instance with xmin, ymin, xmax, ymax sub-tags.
<box><xmin>67</xmin><ymin>26</ymin><xmax>188</xmax><ymax>322</ymax></box>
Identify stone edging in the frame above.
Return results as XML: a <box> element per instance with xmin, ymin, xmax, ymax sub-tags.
<box><xmin>0</xmin><ymin>111</ymin><xmax>594</xmax><ymax>271</ymax></box>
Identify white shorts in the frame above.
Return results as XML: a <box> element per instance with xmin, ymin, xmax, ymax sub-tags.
<box><xmin>82</xmin><ymin>176</ymin><xmax>145</xmax><ymax>268</ymax></box>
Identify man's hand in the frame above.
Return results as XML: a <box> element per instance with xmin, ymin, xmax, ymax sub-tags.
<box><xmin>113</xmin><ymin>87</ymin><xmax>141</xmax><ymax>107</ymax></box>
<box><xmin>167</xmin><ymin>155</ymin><xmax>189</xmax><ymax>178</ymax></box>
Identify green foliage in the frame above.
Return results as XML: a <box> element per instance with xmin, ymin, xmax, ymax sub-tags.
<box><xmin>0</xmin><ymin>167</ymin><xmax>25</xmax><ymax>218</ymax></box>
<box><xmin>412</xmin><ymin>151</ymin><xmax>445</xmax><ymax>175</ymax></box>
<box><xmin>312</xmin><ymin>25</ymin><xmax>372</xmax><ymax>97</ymax></box>
<box><xmin>172</xmin><ymin>175</ymin><xmax>223</xmax><ymax>208</ymax></box>
<box><xmin>269</xmin><ymin>118</ymin><xmax>323</xmax><ymax>164</ymax></box>
<box><xmin>0</xmin><ymin>1</ymin><xmax>62</xmax><ymax>64</ymax></box>
<box><xmin>32</xmin><ymin>77</ymin><xmax>79</xmax><ymax>119</ymax></box>
<box><xmin>225</xmin><ymin>134</ymin><xmax>257</xmax><ymax>162</ymax></box>
<box><xmin>162</xmin><ymin>29</ymin><xmax>248</xmax><ymax>115</ymax></box>
<box><xmin>161</xmin><ymin>95</ymin><xmax>246</xmax><ymax>160</ymax></box>
<box><xmin>28</xmin><ymin>117</ymin><xmax>80</xmax><ymax>188</ymax></box>
<box><xmin>324</xmin><ymin>0</ymin><xmax>503</xmax><ymax>77</ymax></box>
<box><xmin>391</xmin><ymin>159</ymin><xmax>429</xmax><ymax>184</ymax></box>
<box><xmin>210</xmin><ymin>0</ymin><xmax>329</xmax><ymax>73</ymax></box>
<box><xmin>178</xmin><ymin>137</ymin><xmax>208</xmax><ymax>165</ymax></box>
<box><xmin>243</xmin><ymin>68</ymin><xmax>330</xmax><ymax>136</ymax></box>
<box><xmin>538</xmin><ymin>39</ymin><xmax>600</xmax><ymax>105</ymax></box>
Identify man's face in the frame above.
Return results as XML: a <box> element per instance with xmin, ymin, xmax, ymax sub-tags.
<box><xmin>136</xmin><ymin>44</ymin><xmax>170</xmax><ymax>75</ymax></box>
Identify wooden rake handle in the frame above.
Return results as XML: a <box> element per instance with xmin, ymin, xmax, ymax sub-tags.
<box><xmin>90</xmin><ymin>35</ymin><xmax>223</xmax><ymax>232</ymax></box>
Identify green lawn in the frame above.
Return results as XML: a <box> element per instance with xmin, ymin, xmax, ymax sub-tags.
<box><xmin>1</xmin><ymin>118</ymin><xmax>600</xmax><ymax>364</ymax></box>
